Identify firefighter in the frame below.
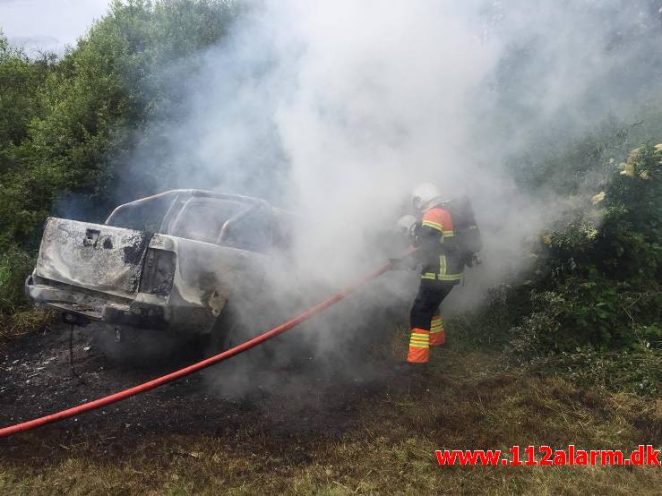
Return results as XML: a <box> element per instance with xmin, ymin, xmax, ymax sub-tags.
<box><xmin>405</xmin><ymin>183</ymin><xmax>463</xmax><ymax>364</ymax></box>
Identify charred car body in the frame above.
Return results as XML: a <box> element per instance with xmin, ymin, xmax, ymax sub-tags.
<box><xmin>26</xmin><ymin>190</ymin><xmax>295</xmax><ymax>349</ymax></box>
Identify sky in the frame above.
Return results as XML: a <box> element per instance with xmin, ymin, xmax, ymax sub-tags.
<box><xmin>0</xmin><ymin>0</ymin><xmax>110</xmax><ymax>54</ymax></box>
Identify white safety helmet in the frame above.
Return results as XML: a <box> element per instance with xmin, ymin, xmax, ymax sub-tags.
<box><xmin>411</xmin><ymin>183</ymin><xmax>441</xmax><ymax>212</ymax></box>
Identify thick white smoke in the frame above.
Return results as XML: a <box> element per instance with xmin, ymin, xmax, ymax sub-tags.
<box><xmin>271</xmin><ymin>1</ymin><xmax>499</xmax><ymax>285</ymax></box>
<box><xmin>122</xmin><ymin>0</ymin><xmax>662</xmax><ymax>311</ymax></box>
<box><xmin>126</xmin><ymin>0</ymin><xmax>502</xmax><ymax>286</ymax></box>
<box><xmin>104</xmin><ymin>0</ymin><xmax>662</xmax><ymax>399</ymax></box>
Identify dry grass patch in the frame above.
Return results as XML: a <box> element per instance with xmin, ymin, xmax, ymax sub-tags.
<box><xmin>1</xmin><ymin>341</ymin><xmax>661</xmax><ymax>495</ymax></box>
<box><xmin>0</xmin><ymin>309</ymin><xmax>54</xmax><ymax>349</ymax></box>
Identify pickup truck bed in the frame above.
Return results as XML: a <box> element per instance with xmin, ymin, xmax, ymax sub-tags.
<box><xmin>26</xmin><ymin>190</ymin><xmax>293</xmax><ymax>337</ymax></box>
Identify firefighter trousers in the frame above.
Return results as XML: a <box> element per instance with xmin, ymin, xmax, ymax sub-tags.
<box><xmin>407</xmin><ymin>281</ymin><xmax>453</xmax><ymax>364</ymax></box>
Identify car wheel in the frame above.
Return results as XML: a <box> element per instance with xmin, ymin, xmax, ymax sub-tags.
<box><xmin>207</xmin><ymin>301</ymin><xmax>244</xmax><ymax>355</ymax></box>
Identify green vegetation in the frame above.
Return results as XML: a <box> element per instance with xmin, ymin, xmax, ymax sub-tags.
<box><xmin>484</xmin><ymin>141</ymin><xmax>662</xmax><ymax>395</ymax></box>
<box><xmin>446</xmin><ymin>134</ymin><xmax>662</xmax><ymax>396</ymax></box>
<box><xmin>535</xmin><ymin>144</ymin><xmax>660</xmax><ymax>348</ymax></box>
<box><xmin>0</xmin><ymin>0</ymin><xmax>237</xmax><ymax>331</ymax></box>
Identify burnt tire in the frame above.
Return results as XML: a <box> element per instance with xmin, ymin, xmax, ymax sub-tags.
<box><xmin>203</xmin><ymin>300</ymin><xmax>283</xmax><ymax>399</ymax></box>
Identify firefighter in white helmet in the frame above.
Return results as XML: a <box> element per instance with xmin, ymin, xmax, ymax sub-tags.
<box><xmin>404</xmin><ymin>183</ymin><xmax>463</xmax><ymax>364</ymax></box>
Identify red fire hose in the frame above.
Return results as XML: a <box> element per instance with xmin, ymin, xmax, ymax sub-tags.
<box><xmin>0</xmin><ymin>250</ymin><xmax>413</xmax><ymax>439</ymax></box>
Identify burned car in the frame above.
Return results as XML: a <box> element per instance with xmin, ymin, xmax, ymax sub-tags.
<box><xmin>25</xmin><ymin>190</ymin><xmax>296</xmax><ymax>355</ymax></box>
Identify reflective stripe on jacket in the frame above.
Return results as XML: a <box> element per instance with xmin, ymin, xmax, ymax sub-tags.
<box><xmin>417</xmin><ymin>207</ymin><xmax>463</xmax><ymax>284</ymax></box>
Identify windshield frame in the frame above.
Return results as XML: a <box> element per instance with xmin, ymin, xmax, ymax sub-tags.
<box><xmin>104</xmin><ymin>189</ymin><xmax>271</xmax><ymax>250</ymax></box>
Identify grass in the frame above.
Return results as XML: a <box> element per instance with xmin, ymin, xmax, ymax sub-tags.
<box><xmin>0</xmin><ymin>308</ymin><xmax>54</xmax><ymax>349</ymax></box>
<box><xmin>1</xmin><ymin>323</ymin><xmax>661</xmax><ymax>495</ymax></box>
<box><xmin>0</xmin><ymin>247</ymin><xmax>55</xmax><ymax>349</ymax></box>
<box><xmin>527</xmin><ymin>347</ymin><xmax>662</xmax><ymax>397</ymax></box>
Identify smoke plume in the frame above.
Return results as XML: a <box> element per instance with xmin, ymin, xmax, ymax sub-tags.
<box><xmin>114</xmin><ymin>0</ymin><xmax>662</xmax><ymax>393</ymax></box>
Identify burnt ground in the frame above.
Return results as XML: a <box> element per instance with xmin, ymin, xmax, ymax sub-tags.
<box><xmin>0</xmin><ymin>322</ymin><xmax>403</xmax><ymax>460</ymax></box>
<box><xmin>2</xmin><ymin>322</ymin><xmax>661</xmax><ymax>494</ymax></box>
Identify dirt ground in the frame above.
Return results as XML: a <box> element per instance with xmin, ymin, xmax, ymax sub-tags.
<box><xmin>0</xmin><ymin>322</ymin><xmax>396</xmax><ymax>444</ymax></box>
<box><xmin>1</xmin><ymin>323</ymin><xmax>661</xmax><ymax>495</ymax></box>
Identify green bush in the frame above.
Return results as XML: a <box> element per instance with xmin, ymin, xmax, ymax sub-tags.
<box><xmin>0</xmin><ymin>245</ymin><xmax>33</xmax><ymax>314</ymax></box>
<box><xmin>0</xmin><ymin>1</ymin><xmax>237</xmax><ymax>316</ymax></box>
<box><xmin>0</xmin><ymin>1</ymin><xmax>238</xmax><ymax>249</ymax></box>
<box><xmin>509</xmin><ymin>144</ymin><xmax>662</xmax><ymax>360</ymax></box>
